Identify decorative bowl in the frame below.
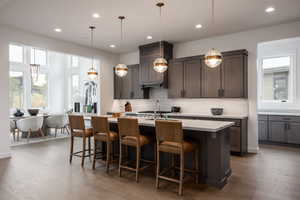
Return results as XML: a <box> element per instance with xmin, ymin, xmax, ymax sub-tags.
<box><xmin>211</xmin><ymin>108</ymin><xmax>223</xmax><ymax>115</ymax></box>
<box><xmin>28</xmin><ymin>109</ymin><xmax>39</xmax><ymax>116</ymax></box>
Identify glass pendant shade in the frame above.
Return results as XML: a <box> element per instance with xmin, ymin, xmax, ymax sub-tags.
<box><xmin>115</xmin><ymin>63</ymin><xmax>128</xmax><ymax>77</ymax></box>
<box><xmin>205</xmin><ymin>48</ymin><xmax>222</xmax><ymax>68</ymax></box>
<box><xmin>87</xmin><ymin>67</ymin><xmax>98</xmax><ymax>80</ymax></box>
<box><xmin>153</xmin><ymin>57</ymin><xmax>168</xmax><ymax>73</ymax></box>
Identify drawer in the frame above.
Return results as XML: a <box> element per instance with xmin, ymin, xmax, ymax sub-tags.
<box><xmin>269</xmin><ymin>115</ymin><xmax>300</xmax><ymax>122</ymax></box>
<box><xmin>258</xmin><ymin>115</ymin><xmax>268</xmax><ymax>121</ymax></box>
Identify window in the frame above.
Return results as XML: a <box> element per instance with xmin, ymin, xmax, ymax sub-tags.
<box><xmin>9</xmin><ymin>71</ymin><xmax>24</xmax><ymax>108</ymax></box>
<box><xmin>31</xmin><ymin>48</ymin><xmax>47</xmax><ymax>66</ymax></box>
<box><xmin>9</xmin><ymin>44</ymin><xmax>23</xmax><ymax>63</ymax></box>
<box><xmin>71</xmin><ymin>56</ymin><xmax>79</xmax><ymax>67</ymax></box>
<box><xmin>31</xmin><ymin>73</ymin><xmax>48</xmax><ymax>108</ymax></box>
<box><xmin>261</xmin><ymin>56</ymin><xmax>293</xmax><ymax>102</ymax></box>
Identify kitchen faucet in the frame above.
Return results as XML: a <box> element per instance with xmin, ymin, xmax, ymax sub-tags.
<box><xmin>154</xmin><ymin>99</ymin><xmax>161</xmax><ymax>118</ymax></box>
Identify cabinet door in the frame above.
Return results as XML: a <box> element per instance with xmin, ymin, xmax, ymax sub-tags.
<box><xmin>184</xmin><ymin>59</ymin><xmax>201</xmax><ymax>98</ymax></box>
<box><xmin>222</xmin><ymin>55</ymin><xmax>245</xmax><ymax>98</ymax></box>
<box><xmin>230</xmin><ymin>127</ymin><xmax>241</xmax><ymax>152</ymax></box>
<box><xmin>114</xmin><ymin>74</ymin><xmax>122</xmax><ymax>99</ymax></box>
<box><xmin>258</xmin><ymin>120</ymin><xmax>268</xmax><ymax>141</ymax></box>
<box><xmin>139</xmin><ymin>57</ymin><xmax>150</xmax><ymax>84</ymax></box>
<box><xmin>286</xmin><ymin>122</ymin><xmax>300</xmax><ymax>144</ymax></box>
<box><xmin>120</xmin><ymin>67</ymin><xmax>132</xmax><ymax>99</ymax></box>
<box><xmin>131</xmin><ymin>65</ymin><xmax>144</xmax><ymax>99</ymax></box>
<box><xmin>168</xmin><ymin>60</ymin><xmax>184</xmax><ymax>98</ymax></box>
<box><xmin>269</xmin><ymin>121</ymin><xmax>286</xmax><ymax>142</ymax></box>
<box><xmin>201</xmin><ymin>60</ymin><xmax>222</xmax><ymax>98</ymax></box>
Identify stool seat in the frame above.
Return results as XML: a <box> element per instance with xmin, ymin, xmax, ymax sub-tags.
<box><xmin>72</xmin><ymin>128</ymin><xmax>93</xmax><ymax>137</ymax></box>
<box><xmin>160</xmin><ymin>140</ymin><xmax>197</xmax><ymax>154</ymax></box>
<box><xmin>94</xmin><ymin>131</ymin><xmax>118</xmax><ymax>141</ymax></box>
<box><xmin>122</xmin><ymin>135</ymin><xmax>150</xmax><ymax>147</ymax></box>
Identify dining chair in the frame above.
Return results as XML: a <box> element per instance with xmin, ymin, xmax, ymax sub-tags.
<box><xmin>10</xmin><ymin>120</ymin><xmax>19</xmax><ymax>141</ymax></box>
<box><xmin>46</xmin><ymin>114</ymin><xmax>69</xmax><ymax>137</ymax></box>
<box><xmin>68</xmin><ymin>115</ymin><xmax>93</xmax><ymax>167</ymax></box>
<box><xmin>16</xmin><ymin>116</ymin><xmax>44</xmax><ymax>142</ymax></box>
<box><xmin>155</xmin><ymin>120</ymin><xmax>199</xmax><ymax>196</ymax></box>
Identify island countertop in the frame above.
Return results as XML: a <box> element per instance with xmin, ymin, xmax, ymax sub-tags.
<box><xmin>84</xmin><ymin>115</ymin><xmax>234</xmax><ymax>133</ymax></box>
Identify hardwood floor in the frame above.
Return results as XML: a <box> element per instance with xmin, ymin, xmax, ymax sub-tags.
<box><xmin>0</xmin><ymin>138</ymin><xmax>300</xmax><ymax>200</ymax></box>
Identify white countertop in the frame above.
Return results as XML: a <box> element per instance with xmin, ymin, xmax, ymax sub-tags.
<box><xmin>84</xmin><ymin>114</ymin><xmax>234</xmax><ymax>133</ymax></box>
<box><xmin>165</xmin><ymin>113</ymin><xmax>248</xmax><ymax>119</ymax></box>
<box><xmin>258</xmin><ymin>112</ymin><xmax>300</xmax><ymax>116</ymax></box>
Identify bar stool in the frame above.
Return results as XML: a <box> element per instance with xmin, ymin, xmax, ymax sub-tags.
<box><xmin>91</xmin><ymin>116</ymin><xmax>118</xmax><ymax>172</ymax></box>
<box><xmin>68</xmin><ymin>115</ymin><xmax>93</xmax><ymax>167</ymax></box>
<box><xmin>118</xmin><ymin>117</ymin><xmax>155</xmax><ymax>182</ymax></box>
<box><xmin>155</xmin><ymin>120</ymin><xmax>199</xmax><ymax>196</ymax></box>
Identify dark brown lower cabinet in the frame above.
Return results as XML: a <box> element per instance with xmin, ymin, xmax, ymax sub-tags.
<box><xmin>166</xmin><ymin>115</ymin><xmax>248</xmax><ymax>156</ymax></box>
<box><xmin>114</xmin><ymin>64</ymin><xmax>149</xmax><ymax>99</ymax></box>
<box><xmin>258</xmin><ymin>114</ymin><xmax>300</xmax><ymax>145</ymax></box>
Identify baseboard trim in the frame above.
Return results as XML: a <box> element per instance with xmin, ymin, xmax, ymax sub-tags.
<box><xmin>248</xmin><ymin>146</ymin><xmax>259</xmax><ymax>153</ymax></box>
<box><xmin>0</xmin><ymin>152</ymin><xmax>11</xmax><ymax>159</ymax></box>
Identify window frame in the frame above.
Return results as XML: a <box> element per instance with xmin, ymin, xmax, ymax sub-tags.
<box><xmin>258</xmin><ymin>53</ymin><xmax>296</xmax><ymax>105</ymax></box>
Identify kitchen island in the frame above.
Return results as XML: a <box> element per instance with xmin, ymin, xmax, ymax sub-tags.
<box><xmin>86</xmin><ymin>115</ymin><xmax>234</xmax><ymax>189</ymax></box>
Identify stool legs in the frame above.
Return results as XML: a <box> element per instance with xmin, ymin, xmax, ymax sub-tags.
<box><xmin>81</xmin><ymin>136</ymin><xmax>86</xmax><ymax>167</ymax></box>
<box><xmin>156</xmin><ymin>148</ymin><xmax>160</xmax><ymax>189</ymax></box>
<box><xmin>179</xmin><ymin>151</ymin><xmax>184</xmax><ymax>196</ymax></box>
<box><xmin>136</xmin><ymin>146</ymin><xmax>141</xmax><ymax>182</ymax></box>
<box><xmin>119</xmin><ymin>141</ymin><xmax>123</xmax><ymax>177</ymax></box>
<box><xmin>106</xmin><ymin>141</ymin><xmax>111</xmax><ymax>173</ymax></box>
<box><xmin>70</xmin><ymin>136</ymin><xmax>74</xmax><ymax>164</ymax></box>
<box><xmin>92</xmin><ymin>139</ymin><xmax>97</xmax><ymax>170</ymax></box>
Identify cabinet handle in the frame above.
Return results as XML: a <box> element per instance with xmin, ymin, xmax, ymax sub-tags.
<box><xmin>283</xmin><ymin>118</ymin><xmax>291</xmax><ymax>121</ymax></box>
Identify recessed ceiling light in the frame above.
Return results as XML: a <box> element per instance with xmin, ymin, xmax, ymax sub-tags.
<box><xmin>195</xmin><ymin>24</ymin><xmax>203</xmax><ymax>29</ymax></box>
<box><xmin>265</xmin><ymin>7</ymin><xmax>275</xmax><ymax>13</ymax></box>
<box><xmin>92</xmin><ymin>13</ymin><xmax>100</xmax><ymax>18</ymax></box>
<box><xmin>54</xmin><ymin>28</ymin><xmax>62</xmax><ymax>32</ymax></box>
<box><xmin>147</xmin><ymin>35</ymin><xmax>153</xmax><ymax>40</ymax></box>
<box><xmin>109</xmin><ymin>44</ymin><xmax>116</xmax><ymax>48</ymax></box>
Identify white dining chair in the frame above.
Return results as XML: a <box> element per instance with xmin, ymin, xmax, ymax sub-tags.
<box><xmin>10</xmin><ymin>120</ymin><xmax>19</xmax><ymax>141</ymax></box>
<box><xmin>45</xmin><ymin>115</ymin><xmax>69</xmax><ymax>137</ymax></box>
<box><xmin>16</xmin><ymin>116</ymin><xmax>44</xmax><ymax>142</ymax></box>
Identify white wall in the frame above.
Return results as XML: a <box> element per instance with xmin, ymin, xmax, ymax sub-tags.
<box><xmin>0</xmin><ymin>25</ymin><xmax>119</xmax><ymax>159</ymax></box>
<box><xmin>119</xmin><ymin>20</ymin><xmax>300</xmax><ymax>153</ymax></box>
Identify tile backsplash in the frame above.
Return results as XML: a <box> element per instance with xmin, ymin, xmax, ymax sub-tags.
<box><xmin>112</xmin><ymin>88</ymin><xmax>249</xmax><ymax>115</ymax></box>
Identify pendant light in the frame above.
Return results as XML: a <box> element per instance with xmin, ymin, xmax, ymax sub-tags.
<box><xmin>115</xmin><ymin>16</ymin><xmax>128</xmax><ymax>77</ymax></box>
<box><xmin>205</xmin><ymin>0</ymin><xmax>223</xmax><ymax>68</ymax></box>
<box><xmin>87</xmin><ymin>26</ymin><xmax>98</xmax><ymax>80</ymax></box>
<box><xmin>153</xmin><ymin>2</ymin><xmax>168</xmax><ymax>73</ymax></box>
<box><xmin>30</xmin><ymin>48</ymin><xmax>40</xmax><ymax>84</ymax></box>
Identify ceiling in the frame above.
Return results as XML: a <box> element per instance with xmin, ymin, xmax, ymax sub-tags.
<box><xmin>1</xmin><ymin>0</ymin><xmax>300</xmax><ymax>53</ymax></box>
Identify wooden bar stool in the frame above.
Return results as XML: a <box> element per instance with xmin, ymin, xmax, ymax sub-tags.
<box><xmin>91</xmin><ymin>116</ymin><xmax>118</xmax><ymax>173</ymax></box>
<box><xmin>118</xmin><ymin>117</ymin><xmax>155</xmax><ymax>182</ymax></box>
<box><xmin>68</xmin><ymin>115</ymin><xmax>93</xmax><ymax>167</ymax></box>
<box><xmin>155</xmin><ymin>120</ymin><xmax>199</xmax><ymax>196</ymax></box>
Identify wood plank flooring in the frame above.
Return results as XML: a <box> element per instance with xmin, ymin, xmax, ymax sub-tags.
<box><xmin>0</xmin><ymin>138</ymin><xmax>300</xmax><ymax>200</ymax></box>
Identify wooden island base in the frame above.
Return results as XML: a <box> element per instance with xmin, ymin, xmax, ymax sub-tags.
<box><xmin>99</xmin><ymin>122</ymin><xmax>232</xmax><ymax>189</ymax></box>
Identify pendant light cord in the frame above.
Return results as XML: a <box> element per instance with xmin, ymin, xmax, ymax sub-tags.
<box><xmin>212</xmin><ymin>0</ymin><xmax>215</xmax><ymax>25</ymax></box>
<box><xmin>156</xmin><ymin>2</ymin><xmax>164</xmax><ymax>58</ymax></box>
<box><xmin>89</xmin><ymin>26</ymin><xmax>95</xmax><ymax>69</ymax></box>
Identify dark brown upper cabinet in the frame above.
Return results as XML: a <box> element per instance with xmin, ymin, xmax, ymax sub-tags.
<box><xmin>114</xmin><ymin>64</ymin><xmax>149</xmax><ymax>99</ymax></box>
<box><xmin>202</xmin><ymin>49</ymin><xmax>248</xmax><ymax>98</ymax></box>
<box><xmin>169</xmin><ymin>49</ymin><xmax>248</xmax><ymax>99</ymax></box>
<box><xmin>139</xmin><ymin>41</ymin><xmax>173</xmax><ymax>87</ymax></box>
<box><xmin>168</xmin><ymin>56</ymin><xmax>201</xmax><ymax>98</ymax></box>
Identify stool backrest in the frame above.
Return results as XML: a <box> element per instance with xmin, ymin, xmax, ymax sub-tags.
<box><xmin>68</xmin><ymin>115</ymin><xmax>85</xmax><ymax>131</ymax></box>
<box><xmin>118</xmin><ymin>117</ymin><xmax>140</xmax><ymax>137</ymax></box>
<box><xmin>91</xmin><ymin>116</ymin><xmax>109</xmax><ymax>134</ymax></box>
<box><xmin>155</xmin><ymin>120</ymin><xmax>183</xmax><ymax>143</ymax></box>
